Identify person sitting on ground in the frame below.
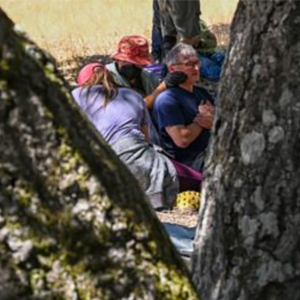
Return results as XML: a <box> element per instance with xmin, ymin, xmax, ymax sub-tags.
<box><xmin>105</xmin><ymin>35</ymin><xmax>160</xmax><ymax>98</ymax></box>
<box><xmin>72</xmin><ymin>62</ymin><xmax>203</xmax><ymax>210</ymax></box>
<box><xmin>153</xmin><ymin>43</ymin><xmax>215</xmax><ymax>172</ymax></box>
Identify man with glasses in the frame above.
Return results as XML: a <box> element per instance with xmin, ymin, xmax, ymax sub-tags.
<box><xmin>153</xmin><ymin>43</ymin><xmax>215</xmax><ymax>172</ymax></box>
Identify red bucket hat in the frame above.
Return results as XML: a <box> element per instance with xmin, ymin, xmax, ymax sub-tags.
<box><xmin>77</xmin><ymin>62</ymin><xmax>104</xmax><ymax>86</ymax></box>
<box><xmin>112</xmin><ymin>35</ymin><xmax>153</xmax><ymax>66</ymax></box>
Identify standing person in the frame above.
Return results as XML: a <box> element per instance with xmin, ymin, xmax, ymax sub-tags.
<box><xmin>154</xmin><ymin>43</ymin><xmax>215</xmax><ymax>172</ymax></box>
<box><xmin>150</xmin><ymin>4</ymin><xmax>218</xmax><ymax>61</ymax></box>
<box><xmin>72</xmin><ymin>62</ymin><xmax>202</xmax><ymax>210</ymax></box>
<box><xmin>151</xmin><ymin>0</ymin><xmax>163</xmax><ymax>62</ymax></box>
<box><xmin>157</xmin><ymin>0</ymin><xmax>201</xmax><ymax>57</ymax></box>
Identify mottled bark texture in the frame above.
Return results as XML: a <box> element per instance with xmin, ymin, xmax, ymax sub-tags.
<box><xmin>192</xmin><ymin>0</ymin><xmax>300</xmax><ymax>300</ymax></box>
<box><xmin>0</xmin><ymin>8</ymin><xmax>200</xmax><ymax>300</ymax></box>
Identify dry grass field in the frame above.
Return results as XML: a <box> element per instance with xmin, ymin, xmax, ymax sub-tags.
<box><xmin>0</xmin><ymin>0</ymin><xmax>238</xmax><ymax>62</ymax></box>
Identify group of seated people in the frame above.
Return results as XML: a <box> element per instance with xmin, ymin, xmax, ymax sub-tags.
<box><xmin>72</xmin><ymin>35</ymin><xmax>215</xmax><ymax>211</ymax></box>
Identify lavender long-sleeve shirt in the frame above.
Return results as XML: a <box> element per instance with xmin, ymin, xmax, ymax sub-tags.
<box><xmin>72</xmin><ymin>85</ymin><xmax>148</xmax><ymax>145</ymax></box>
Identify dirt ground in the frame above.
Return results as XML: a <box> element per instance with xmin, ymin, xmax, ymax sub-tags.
<box><xmin>157</xmin><ymin>209</ymin><xmax>199</xmax><ymax>227</ymax></box>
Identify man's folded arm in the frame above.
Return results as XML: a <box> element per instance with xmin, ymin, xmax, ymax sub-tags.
<box><xmin>165</xmin><ymin>123</ymin><xmax>203</xmax><ymax>149</ymax></box>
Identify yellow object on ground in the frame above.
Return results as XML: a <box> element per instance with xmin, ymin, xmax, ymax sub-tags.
<box><xmin>173</xmin><ymin>191</ymin><xmax>201</xmax><ymax>210</ymax></box>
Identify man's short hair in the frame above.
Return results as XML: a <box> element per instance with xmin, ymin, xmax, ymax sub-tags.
<box><xmin>165</xmin><ymin>43</ymin><xmax>197</xmax><ymax>66</ymax></box>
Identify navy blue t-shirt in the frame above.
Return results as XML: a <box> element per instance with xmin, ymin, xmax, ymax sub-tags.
<box><xmin>154</xmin><ymin>86</ymin><xmax>214</xmax><ymax>165</ymax></box>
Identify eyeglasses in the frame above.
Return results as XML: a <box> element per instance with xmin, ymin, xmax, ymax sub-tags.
<box><xmin>173</xmin><ymin>60</ymin><xmax>200</xmax><ymax>68</ymax></box>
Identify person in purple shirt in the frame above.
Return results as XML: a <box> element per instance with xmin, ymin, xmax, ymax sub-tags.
<box><xmin>72</xmin><ymin>62</ymin><xmax>202</xmax><ymax>210</ymax></box>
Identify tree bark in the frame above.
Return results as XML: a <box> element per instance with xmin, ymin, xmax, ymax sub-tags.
<box><xmin>192</xmin><ymin>1</ymin><xmax>300</xmax><ymax>300</ymax></box>
<box><xmin>0</xmin><ymin>8</ymin><xmax>201</xmax><ymax>300</ymax></box>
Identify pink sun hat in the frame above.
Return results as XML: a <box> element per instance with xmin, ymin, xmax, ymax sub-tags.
<box><xmin>77</xmin><ymin>62</ymin><xmax>104</xmax><ymax>86</ymax></box>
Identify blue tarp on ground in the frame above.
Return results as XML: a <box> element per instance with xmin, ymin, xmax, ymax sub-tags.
<box><xmin>163</xmin><ymin>223</ymin><xmax>196</xmax><ymax>257</ymax></box>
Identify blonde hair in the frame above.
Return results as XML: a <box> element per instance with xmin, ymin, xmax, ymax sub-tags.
<box><xmin>81</xmin><ymin>64</ymin><xmax>118</xmax><ymax>107</ymax></box>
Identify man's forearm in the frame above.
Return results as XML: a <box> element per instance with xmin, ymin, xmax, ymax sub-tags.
<box><xmin>166</xmin><ymin>122</ymin><xmax>203</xmax><ymax>148</ymax></box>
<box><xmin>184</xmin><ymin>122</ymin><xmax>204</xmax><ymax>145</ymax></box>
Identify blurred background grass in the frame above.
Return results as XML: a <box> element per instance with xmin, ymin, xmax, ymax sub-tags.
<box><xmin>0</xmin><ymin>0</ymin><xmax>238</xmax><ymax>61</ymax></box>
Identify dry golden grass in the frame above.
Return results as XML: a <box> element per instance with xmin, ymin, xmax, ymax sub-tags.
<box><xmin>0</xmin><ymin>0</ymin><xmax>238</xmax><ymax>62</ymax></box>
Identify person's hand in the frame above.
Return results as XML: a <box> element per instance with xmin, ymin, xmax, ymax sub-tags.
<box><xmin>164</xmin><ymin>71</ymin><xmax>188</xmax><ymax>88</ymax></box>
<box><xmin>194</xmin><ymin>102</ymin><xmax>215</xmax><ymax>129</ymax></box>
<box><xmin>198</xmin><ymin>101</ymin><xmax>215</xmax><ymax>117</ymax></box>
<box><xmin>180</xmin><ymin>36</ymin><xmax>201</xmax><ymax>47</ymax></box>
<box><xmin>193</xmin><ymin>113</ymin><xmax>214</xmax><ymax>130</ymax></box>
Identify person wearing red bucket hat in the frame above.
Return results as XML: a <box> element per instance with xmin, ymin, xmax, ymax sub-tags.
<box><xmin>72</xmin><ymin>62</ymin><xmax>203</xmax><ymax>210</ymax></box>
<box><xmin>112</xmin><ymin>35</ymin><xmax>153</xmax><ymax>66</ymax></box>
<box><xmin>106</xmin><ymin>35</ymin><xmax>160</xmax><ymax>99</ymax></box>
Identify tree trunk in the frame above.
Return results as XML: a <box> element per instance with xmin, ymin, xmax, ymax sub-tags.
<box><xmin>0</xmin><ymin>8</ymin><xmax>201</xmax><ymax>300</ymax></box>
<box><xmin>192</xmin><ymin>1</ymin><xmax>300</xmax><ymax>300</ymax></box>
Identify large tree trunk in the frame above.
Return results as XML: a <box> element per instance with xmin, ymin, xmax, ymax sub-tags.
<box><xmin>0</xmin><ymin>8</ymin><xmax>201</xmax><ymax>300</ymax></box>
<box><xmin>192</xmin><ymin>1</ymin><xmax>300</xmax><ymax>299</ymax></box>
